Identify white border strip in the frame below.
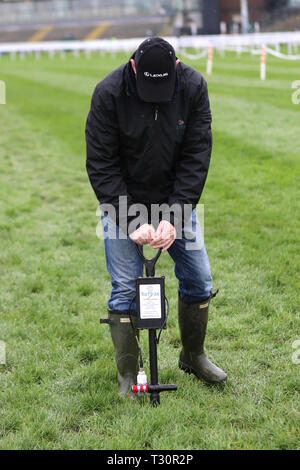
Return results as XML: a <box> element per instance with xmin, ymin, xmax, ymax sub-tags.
<box><xmin>265</xmin><ymin>46</ymin><xmax>300</xmax><ymax>60</ymax></box>
<box><xmin>0</xmin><ymin>32</ymin><xmax>300</xmax><ymax>55</ymax></box>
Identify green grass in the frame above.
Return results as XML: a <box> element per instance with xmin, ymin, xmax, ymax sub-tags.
<box><xmin>0</xmin><ymin>49</ymin><xmax>299</xmax><ymax>450</ymax></box>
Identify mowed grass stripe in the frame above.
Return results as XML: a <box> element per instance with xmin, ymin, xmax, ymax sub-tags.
<box><xmin>0</xmin><ymin>73</ymin><xmax>90</xmax><ymax>158</ymax></box>
<box><xmin>210</xmin><ymin>94</ymin><xmax>300</xmax><ymax>157</ymax></box>
<box><xmin>0</xmin><ymin>53</ymin><xmax>128</xmax><ymax>76</ymax></box>
<box><xmin>2</xmin><ymin>69</ymin><xmax>99</xmax><ymax>99</ymax></box>
<box><xmin>210</xmin><ymin>82</ymin><xmax>295</xmax><ymax>114</ymax></box>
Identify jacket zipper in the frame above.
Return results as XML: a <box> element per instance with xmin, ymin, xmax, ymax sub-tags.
<box><xmin>154</xmin><ymin>105</ymin><xmax>159</xmax><ymax>121</ymax></box>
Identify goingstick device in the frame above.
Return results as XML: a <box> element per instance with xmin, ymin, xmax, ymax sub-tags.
<box><xmin>132</xmin><ymin>245</ymin><xmax>177</xmax><ymax>406</ymax></box>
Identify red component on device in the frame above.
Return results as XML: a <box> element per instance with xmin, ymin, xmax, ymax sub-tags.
<box><xmin>132</xmin><ymin>384</ymin><xmax>151</xmax><ymax>394</ymax></box>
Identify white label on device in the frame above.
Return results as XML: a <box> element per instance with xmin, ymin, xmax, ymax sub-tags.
<box><xmin>139</xmin><ymin>284</ymin><xmax>162</xmax><ymax>319</ymax></box>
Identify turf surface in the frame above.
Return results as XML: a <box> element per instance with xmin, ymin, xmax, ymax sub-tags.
<box><xmin>0</xmin><ymin>49</ymin><xmax>299</xmax><ymax>450</ymax></box>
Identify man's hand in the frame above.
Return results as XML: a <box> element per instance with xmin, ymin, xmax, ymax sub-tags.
<box><xmin>129</xmin><ymin>224</ymin><xmax>156</xmax><ymax>246</ymax></box>
<box><xmin>150</xmin><ymin>220</ymin><xmax>176</xmax><ymax>252</ymax></box>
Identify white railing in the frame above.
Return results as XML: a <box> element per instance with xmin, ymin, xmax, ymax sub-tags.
<box><xmin>0</xmin><ymin>32</ymin><xmax>300</xmax><ymax>55</ymax></box>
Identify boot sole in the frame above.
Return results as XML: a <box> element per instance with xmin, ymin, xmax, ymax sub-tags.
<box><xmin>178</xmin><ymin>360</ymin><xmax>227</xmax><ymax>385</ymax></box>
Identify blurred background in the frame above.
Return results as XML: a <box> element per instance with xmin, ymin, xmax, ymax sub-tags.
<box><xmin>0</xmin><ymin>0</ymin><xmax>300</xmax><ymax>44</ymax></box>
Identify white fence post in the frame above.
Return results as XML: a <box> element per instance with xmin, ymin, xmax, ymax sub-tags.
<box><xmin>206</xmin><ymin>45</ymin><xmax>214</xmax><ymax>75</ymax></box>
<box><xmin>260</xmin><ymin>45</ymin><xmax>266</xmax><ymax>81</ymax></box>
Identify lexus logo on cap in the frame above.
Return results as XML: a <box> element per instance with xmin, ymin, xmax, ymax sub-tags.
<box><xmin>144</xmin><ymin>72</ymin><xmax>169</xmax><ymax>78</ymax></box>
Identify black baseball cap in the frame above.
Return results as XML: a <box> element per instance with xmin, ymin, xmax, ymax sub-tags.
<box><xmin>134</xmin><ymin>37</ymin><xmax>177</xmax><ymax>103</ymax></box>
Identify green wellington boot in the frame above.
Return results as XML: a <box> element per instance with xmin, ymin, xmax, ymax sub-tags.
<box><xmin>108</xmin><ymin>311</ymin><xmax>139</xmax><ymax>396</ymax></box>
<box><xmin>178</xmin><ymin>295</ymin><xmax>227</xmax><ymax>384</ymax></box>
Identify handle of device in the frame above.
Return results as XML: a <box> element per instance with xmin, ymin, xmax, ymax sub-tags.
<box><xmin>135</xmin><ymin>244</ymin><xmax>162</xmax><ymax>277</ymax></box>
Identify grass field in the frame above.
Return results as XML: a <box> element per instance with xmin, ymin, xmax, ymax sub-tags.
<box><xmin>0</xmin><ymin>48</ymin><xmax>299</xmax><ymax>450</ymax></box>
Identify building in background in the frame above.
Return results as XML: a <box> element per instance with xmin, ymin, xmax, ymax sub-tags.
<box><xmin>219</xmin><ymin>0</ymin><xmax>300</xmax><ymax>33</ymax></box>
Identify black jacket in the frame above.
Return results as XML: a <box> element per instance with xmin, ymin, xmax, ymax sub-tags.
<box><xmin>85</xmin><ymin>59</ymin><xmax>212</xmax><ymax>233</ymax></box>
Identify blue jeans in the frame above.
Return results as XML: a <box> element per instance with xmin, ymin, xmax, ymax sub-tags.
<box><xmin>101</xmin><ymin>209</ymin><xmax>213</xmax><ymax>311</ymax></box>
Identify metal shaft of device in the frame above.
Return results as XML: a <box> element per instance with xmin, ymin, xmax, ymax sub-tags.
<box><xmin>149</xmin><ymin>329</ymin><xmax>160</xmax><ymax>406</ymax></box>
